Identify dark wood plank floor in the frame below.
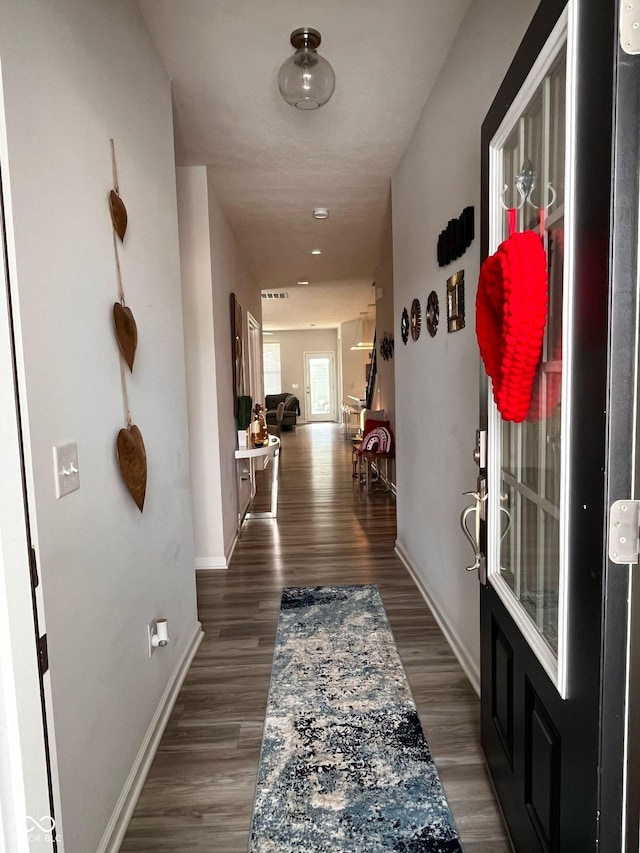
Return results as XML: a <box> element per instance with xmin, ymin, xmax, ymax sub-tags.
<box><xmin>121</xmin><ymin>423</ymin><xmax>511</xmax><ymax>852</ymax></box>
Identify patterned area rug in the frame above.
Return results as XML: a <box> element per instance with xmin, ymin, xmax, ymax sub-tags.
<box><xmin>249</xmin><ymin>584</ymin><xmax>463</xmax><ymax>852</ymax></box>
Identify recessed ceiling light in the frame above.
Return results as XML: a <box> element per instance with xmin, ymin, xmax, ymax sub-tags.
<box><xmin>297</xmin><ymin>279</ymin><xmax>310</xmax><ymax>285</ymax></box>
<box><xmin>310</xmin><ymin>249</ymin><xmax>322</xmax><ymax>255</ymax></box>
<box><xmin>313</xmin><ymin>208</ymin><xmax>329</xmax><ymax>219</ymax></box>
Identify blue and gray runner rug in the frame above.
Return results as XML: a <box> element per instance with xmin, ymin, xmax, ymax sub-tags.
<box><xmin>249</xmin><ymin>584</ymin><xmax>463</xmax><ymax>852</ymax></box>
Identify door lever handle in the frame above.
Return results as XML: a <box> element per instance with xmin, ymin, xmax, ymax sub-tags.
<box><xmin>460</xmin><ymin>489</ymin><xmax>487</xmax><ymax>572</ymax></box>
<box><xmin>500</xmin><ymin>504</ymin><xmax>511</xmax><ymax>542</ymax></box>
<box><xmin>460</xmin><ymin>503</ymin><xmax>480</xmax><ymax>572</ymax></box>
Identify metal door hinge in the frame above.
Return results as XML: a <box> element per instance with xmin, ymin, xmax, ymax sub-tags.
<box><xmin>608</xmin><ymin>500</ymin><xmax>640</xmax><ymax>563</ymax></box>
<box><xmin>29</xmin><ymin>547</ymin><xmax>39</xmax><ymax>589</ymax></box>
<box><xmin>620</xmin><ymin>1</ymin><xmax>640</xmax><ymax>55</ymax></box>
<box><xmin>37</xmin><ymin>633</ymin><xmax>49</xmax><ymax>675</ymax></box>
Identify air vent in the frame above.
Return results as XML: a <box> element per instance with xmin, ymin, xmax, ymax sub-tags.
<box><xmin>261</xmin><ymin>291</ymin><xmax>289</xmax><ymax>299</ymax></box>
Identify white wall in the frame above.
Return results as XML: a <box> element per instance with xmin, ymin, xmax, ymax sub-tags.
<box><xmin>177</xmin><ymin>168</ymin><xmax>262</xmax><ymax>565</ymax></box>
<box><xmin>372</xmin><ymin>199</ymin><xmax>395</xmax><ymax>433</ymax></box>
<box><xmin>392</xmin><ymin>0</ymin><xmax>538</xmax><ymax>686</ymax></box>
<box><xmin>340</xmin><ymin>320</ymin><xmax>371</xmax><ymax>405</ymax></box>
<box><xmin>0</xmin><ymin>1</ymin><xmax>200</xmax><ymax>850</ymax></box>
<box><xmin>177</xmin><ymin>167</ymin><xmax>227</xmax><ymax>568</ymax></box>
<box><xmin>269</xmin><ymin>328</ymin><xmax>339</xmax><ymax>420</ymax></box>
<box><xmin>206</xmin><ymin>174</ymin><xmax>262</xmax><ymax>553</ymax></box>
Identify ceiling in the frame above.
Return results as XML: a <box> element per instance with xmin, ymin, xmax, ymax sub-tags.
<box><xmin>138</xmin><ymin>0</ymin><xmax>472</xmax><ymax>329</ymax></box>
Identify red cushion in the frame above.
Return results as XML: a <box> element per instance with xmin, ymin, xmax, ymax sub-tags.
<box><xmin>476</xmin><ymin>230</ymin><xmax>548</xmax><ymax>423</ymax></box>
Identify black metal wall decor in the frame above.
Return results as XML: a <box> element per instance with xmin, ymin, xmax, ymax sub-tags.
<box><xmin>437</xmin><ymin>206</ymin><xmax>474</xmax><ymax>267</ymax></box>
<box><xmin>446</xmin><ymin>270</ymin><xmax>465</xmax><ymax>332</ymax></box>
<box><xmin>380</xmin><ymin>332</ymin><xmax>394</xmax><ymax>361</ymax></box>
<box><xmin>401</xmin><ymin>307</ymin><xmax>409</xmax><ymax>344</ymax></box>
<box><xmin>426</xmin><ymin>291</ymin><xmax>439</xmax><ymax>337</ymax></box>
<box><xmin>410</xmin><ymin>299</ymin><xmax>421</xmax><ymax>341</ymax></box>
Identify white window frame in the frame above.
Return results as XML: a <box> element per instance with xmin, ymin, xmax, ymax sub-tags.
<box><xmin>262</xmin><ymin>341</ymin><xmax>281</xmax><ymax>396</ymax></box>
<box><xmin>487</xmin><ymin>4</ymin><xmax>576</xmax><ymax>699</ymax></box>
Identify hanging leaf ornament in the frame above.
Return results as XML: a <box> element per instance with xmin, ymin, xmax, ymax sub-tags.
<box><xmin>113</xmin><ymin>302</ymin><xmax>138</xmax><ymax>372</ymax></box>
<box><xmin>109</xmin><ymin>189</ymin><xmax>127</xmax><ymax>241</ymax></box>
<box><xmin>116</xmin><ymin>424</ymin><xmax>147</xmax><ymax>512</ymax></box>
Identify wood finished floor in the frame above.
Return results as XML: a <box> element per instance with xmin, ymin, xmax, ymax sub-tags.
<box><xmin>121</xmin><ymin>423</ymin><xmax>511</xmax><ymax>852</ymax></box>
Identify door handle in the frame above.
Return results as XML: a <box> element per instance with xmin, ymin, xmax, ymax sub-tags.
<box><xmin>500</xmin><ymin>502</ymin><xmax>511</xmax><ymax>542</ymax></box>
<box><xmin>460</xmin><ymin>503</ymin><xmax>480</xmax><ymax>572</ymax></box>
<box><xmin>460</xmin><ymin>489</ymin><xmax>487</xmax><ymax>572</ymax></box>
<box><xmin>498</xmin><ymin>494</ymin><xmax>511</xmax><ymax>572</ymax></box>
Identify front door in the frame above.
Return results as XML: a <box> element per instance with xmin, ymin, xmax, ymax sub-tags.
<box><xmin>0</xmin><ymin>165</ymin><xmax>57</xmax><ymax>847</ymax></box>
<box><xmin>474</xmin><ymin>0</ymin><xmax>627</xmax><ymax>849</ymax></box>
<box><xmin>304</xmin><ymin>351</ymin><xmax>336</xmax><ymax>422</ymax></box>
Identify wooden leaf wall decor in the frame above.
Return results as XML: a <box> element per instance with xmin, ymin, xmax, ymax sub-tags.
<box><xmin>109</xmin><ymin>189</ymin><xmax>128</xmax><ymax>241</ymax></box>
<box><xmin>113</xmin><ymin>303</ymin><xmax>138</xmax><ymax>372</ymax></box>
<box><xmin>116</xmin><ymin>424</ymin><xmax>147</xmax><ymax>512</ymax></box>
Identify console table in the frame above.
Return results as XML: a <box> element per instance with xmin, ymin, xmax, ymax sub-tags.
<box><xmin>234</xmin><ymin>435</ymin><xmax>280</xmax><ymax>519</ymax></box>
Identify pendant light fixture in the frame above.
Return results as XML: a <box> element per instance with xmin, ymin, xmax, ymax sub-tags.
<box><xmin>278</xmin><ymin>28</ymin><xmax>335</xmax><ymax>110</ymax></box>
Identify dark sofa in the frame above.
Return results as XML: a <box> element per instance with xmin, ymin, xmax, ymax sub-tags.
<box><xmin>265</xmin><ymin>393</ymin><xmax>300</xmax><ymax>429</ymax></box>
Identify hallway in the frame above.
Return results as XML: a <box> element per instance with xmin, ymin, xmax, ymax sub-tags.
<box><xmin>121</xmin><ymin>424</ymin><xmax>510</xmax><ymax>852</ymax></box>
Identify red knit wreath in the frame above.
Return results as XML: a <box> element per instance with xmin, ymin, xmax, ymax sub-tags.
<box><xmin>476</xmin><ymin>230</ymin><xmax>548</xmax><ymax>422</ymax></box>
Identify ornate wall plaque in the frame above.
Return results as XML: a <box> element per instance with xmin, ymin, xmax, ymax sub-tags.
<box><xmin>437</xmin><ymin>206</ymin><xmax>474</xmax><ymax>267</ymax></box>
<box><xmin>380</xmin><ymin>332</ymin><xmax>394</xmax><ymax>361</ymax></box>
<box><xmin>410</xmin><ymin>299</ymin><xmax>421</xmax><ymax>341</ymax></box>
<box><xmin>447</xmin><ymin>270</ymin><xmax>465</xmax><ymax>332</ymax></box>
<box><xmin>401</xmin><ymin>307</ymin><xmax>409</xmax><ymax>344</ymax></box>
<box><xmin>426</xmin><ymin>291</ymin><xmax>439</xmax><ymax>337</ymax></box>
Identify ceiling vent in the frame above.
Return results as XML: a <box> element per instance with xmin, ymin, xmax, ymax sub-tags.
<box><xmin>261</xmin><ymin>291</ymin><xmax>290</xmax><ymax>299</ymax></box>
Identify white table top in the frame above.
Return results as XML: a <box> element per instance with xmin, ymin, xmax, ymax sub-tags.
<box><xmin>234</xmin><ymin>435</ymin><xmax>280</xmax><ymax>460</ymax></box>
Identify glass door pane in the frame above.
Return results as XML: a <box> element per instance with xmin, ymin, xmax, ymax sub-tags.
<box><xmin>488</xmin><ymin>38</ymin><xmax>568</xmax><ymax>687</ymax></box>
<box><xmin>304</xmin><ymin>352</ymin><xmax>336</xmax><ymax>422</ymax></box>
<box><xmin>309</xmin><ymin>357</ymin><xmax>330</xmax><ymax>415</ymax></box>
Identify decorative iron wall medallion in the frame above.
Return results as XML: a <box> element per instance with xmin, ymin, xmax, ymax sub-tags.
<box><xmin>410</xmin><ymin>299</ymin><xmax>421</xmax><ymax>341</ymax></box>
<box><xmin>426</xmin><ymin>291</ymin><xmax>439</xmax><ymax>337</ymax></box>
<box><xmin>380</xmin><ymin>332</ymin><xmax>394</xmax><ymax>361</ymax></box>
<box><xmin>401</xmin><ymin>307</ymin><xmax>409</xmax><ymax>344</ymax></box>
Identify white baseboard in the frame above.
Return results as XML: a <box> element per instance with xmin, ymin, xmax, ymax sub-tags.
<box><xmin>98</xmin><ymin>622</ymin><xmax>205</xmax><ymax>853</ymax></box>
<box><xmin>225</xmin><ymin>530</ymin><xmax>238</xmax><ymax>565</ymax></box>
<box><xmin>195</xmin><ymin>555</ymin><xmax>228</xmax><ymax>570</ymax></box>
<box><xmin>194</xmin><ymin>530</ymin><xmax>239</xmax><ymax>571</ymax></box>
<box><xmin>395</xmin><ymin>541</ymin><xmax>480</xmax><ymax>696</ymax></box>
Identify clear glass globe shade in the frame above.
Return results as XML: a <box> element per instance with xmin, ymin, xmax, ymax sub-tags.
<box><xmin>278</xmin><ymin>48</ymin><xmax>335</xmax><ymax>110</ymax></box>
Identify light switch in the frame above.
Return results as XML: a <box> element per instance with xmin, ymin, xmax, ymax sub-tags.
<box><xmin>53</xmin><ymin>442</ymin><xmax>80</xmax><ymax>499</ymax></box>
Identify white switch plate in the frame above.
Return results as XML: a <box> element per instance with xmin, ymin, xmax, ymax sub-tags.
<box><xmin>53</xmin><ymin>441</ymin><xmax>80</xmax><ymax>499</ymax></box>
